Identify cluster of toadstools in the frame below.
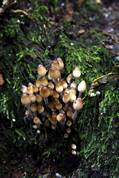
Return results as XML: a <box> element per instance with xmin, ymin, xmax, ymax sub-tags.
<box><xmin>21</xmin><ymin>58</ymin><xmax>86</xmax><ymax>154</ymax></box>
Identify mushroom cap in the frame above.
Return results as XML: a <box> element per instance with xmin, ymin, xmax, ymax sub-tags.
<box><xmin>70</xmin><ymin>82</ymin><xmax>77</xmax><ymax>89</ymax></box>
<box><xmin>53</xmin><ymin>91</ymin><xmax>60</xmax><ymax>98</ymax></box>
<box><xmin>36</xmin><ymin>95</ymin><xmax>42</xmax><ymax>102</ymax></box>
<box><xmin>56</xmin><ymin>113</ymin><xmax>65</xmax><ymax>122</ymax></box>
<box><xmin>67</xmin><ymin>110</ymin><xmax>73</xmax><ymax>118</ymax></box>
<box><xmin>30</xmin><ymin>103</ymin><xmax>37</xmax><ymax>112</ymax></box>
<box><xmin>59</xmin><ymin>80</ymin><xmax>68</xmax><ymax>89</ymax></box>
<box><xmin>30</xmin><ymin>94</ymin><xmax>36</xmax><ymax>102</ymax></box>
<box><xmin>49</xmin><ymin>113</ymin><xmax>57</xmax><ymax>125</ymax></box>
<box><xmin>51</xmin><ymin>60</ymin><xmax>60</xmax><ymax>70</ymax></box>
<box><xmin>21</xmin><ymin>85</ymin><xmax>27</xmax><ymax>94</ymax></box>
<box><xmin>63</xmin><ymin>92</ymin><xmax>70</xmax><ymax>103</ymax></box>
<box><xmin>48</xmin><ymin>82</ymin><xmax>55</xmax><ymax>89</ymax></box>
<box><xmin>0</xmin><ymin>74</ymin><xmax>5</xmax><ymax>86</ymax></box>
<box><xmin>40</xmin><ymin>86</ymin><xmax>50</xmax><ymax>98</ymax></box>
<box><xmin>71</xmin><ymin>150</ymin><xmax>77</xmax><ymax>155</ymax></box>
<box><xmin>57</xmin><ymin>57</ymin><xmax>64</xmax><ymax>70</ymax></box>
<box><xmin>66</xmin><ymin>120</ymin><xmax>72</xmax><ymax>127</ymax></box>
<box><xmin>55</xmin><ymin>83</ymin><xmax>63</xmax><ymax>93</ymax></box>
<box><xmin>37</xmin><ymin>64</ymin><xmax>47</xmax><ymax>76</ymax></box>
<box><xmin>72</xmin><ymin>67</ymin><xmax>81</xmax><ymax>78</ymax></box>
<box><xmin>37</xmin><ymin>104</ymin><xmax>44</xmax><ymax>113</ymax></box>
<box><xmin>21</xmin><ymin>95</ymin><xmax>31</xmax><ymax>105</ymax></box>
<box><xmin>33</xmin><ymin>86</ymin><xmax>39</xmax><ymax>93</ymax></box>
<box><xmin>49</xmin><ymin>89</ymin><xmax>54</xmax><ymax>96</ymax></box>
<box><xmin>54</xmin><ymin>100</ymin><xmax>62</xmax><ymax>110</ymax></box>
<box><xmin>27</xmin><ymin>85</ymin><xmax>34</xmax><ymax>95</ymax></box>
<box><xmin>71</xmin><ymin>144</ymin><xmax>77</xmax><ymax>150</ymax></box>
<box><xmin>33</xmin><ymin>116</ymin><xmax>42</xmax><ymax>125</ymax></box>
<box><xmin>35</xmin><ymin>80</ymin><xmax>41</xmax><ymax>87</ymax></box>
<box><xmin>66</xmin><ymin>128</ymin><xmax>71</xmax><ymax>134</ymax></box>
<box><xmin>66</xmin><ymin>74</ymin><xmax>72</xmax><ymax>84</ymax></box>
<box><xmin>64</xmin><ymin>133</ymin><xmax>69</xmax><ymax>138</ymax></box>
<box><xmin>48</xmin><ymin>102</ymin><xmax>55</xmax><ymax>110</ymax></box>
<box><xmin>73</xmin><ymin>98</ymin><xmax>83</xmax><ymax>110</ymax></box>
<box><xmin>77</xmin><ymin>80</ymin><xmax>86</xmax><ymax>92</ymax></box>
<box><xmin>69</xmin><ymin>88</ymin><xmax>76</xmax><ymax>101</ymax></box>
<box><xmin>48</xmin><ymin>68</ymin><xmax>61</xmax><ymax>80</ymax></box>
<box><xmin>40</xmin><ymin>78</ymin><xmax>48</xmax><ymax>86</ymax></box>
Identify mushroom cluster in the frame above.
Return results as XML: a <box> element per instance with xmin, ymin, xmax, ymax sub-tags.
<box><xmin>21</xmin><ymin>58</ymin><xmax>86</xmax><ymax>138</ymax></box>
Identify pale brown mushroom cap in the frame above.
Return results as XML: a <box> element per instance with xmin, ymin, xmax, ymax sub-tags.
<box><xmin>73</xmin><ymin>98</ymin><xmax>83</xmax><ymax>110</ymax></box>
<box><xmin>49</xmin><ymin>113</ymin><xmax>57</xmax><ymax>125</ymax></box>
<box><xmin>21</xmin><ymin>95</ymin><xmax>31</xmax><ymax>105</ymax></box>
<box><xmin>63</xmin><ymin>92</ymin><xmax>70</xmax><ymax>103</ymax></box>
<box><xmin>59</xmin><ymin>80</ymin><xmax>68</xmax><ymax>89</ymax></box>
<box><xmin>48</xmin><ymin>68</ymin><xmax>61</xmax><ymax>80</ymax></box>
<box><xmin>30</xmin><ymin>103</ymin><xmax>37</xmax><ymax>112</ymax></box>
<box><xmin>33</xmin><ymin>116</ymin><xmax>42</xmax><ymax>125</ymax></box>
<box><xmin>51</xmin><ymin>60</ymin><xmax>60</xmax><ymax>70</ymax></box>
<box><xmin>35</xmin><ymin>80</ymin><xmax>41</xmax><ymax>87</ymax></box>
<box><xmin>55</xmin><ymin>102</ymin><xmax>62</xmax><ymax>110</ymax></box>
<box><xmin>72</xmin><ymin>67</ymin><xmax>81</xmax><ymax>78</ymax></box>
<box><xmin>36</xmin><ymin>95</ymin><xmax>42</xmax><ymax>102</ymax></box>
<box><xmin>39</xmin><ymin>78</ymin><xmax>48</xmax><ymax>87</ymax></box>
<box><xmin>66</xmin><ymin>74</ymin><xmax>72</xmax><ymax>84</ymax></box>
<box><xmin>30</xmin><ymin>94</ymin><xmax>36</xmax><ymax>102</ymax></box>
<box><xmin>48</xmin><ymin>102</ymin><xmax>55</xmax><ymax>110</ymax></box>
<box><xmin>37</xmin><ymin>64</ymin><xmax>47</xmax><ymax>77</ymax></box>
<box><xmin>53</xmin><ymin>91</ymin><xmax>60</xmax><ymax>98</ymax></box>
<box><xmin>57</xmin><ymin>57</ymin><xmax>64</xmax><ymax>70</ymax></box>
<box><xmin>56</xmin><ymin>113</ymin><xmax>65</xmax><ymax>122</ymax></box>
<box><xmin>55</xmin><ymin>83</ymin><xmax>63</xmax><ymax>93</ymax></box>
<box><xmin>62</xmin><ymin>89</ymin><xmax>70</xmax><ymax>103</ymax></box>
<box><xmin>67</xmin><ymin>110</ymin><xmax>73</xmax><ymax>118</ymax></box>
<box><xmin>33</xmin><ymin>86</ymin><xmax>39</xmax><ymax>93</ymax></box>
<box><xmin>69</xmin><ymin>88</ymin><xmax>77</xmax><ymax>102</ymax></box>
<box><xmin>27</xmin><ymin>84</ymin><xmax>34</xmax><ymax>95</ymax></box>
<box><xmin>37</xmin><ymin>104</ymin><xmax>44</xmax><ymax>113</ymax></box>
<box><xmin>48</xmin><ymin>82</ymin><xmax>55</xmax><ymax>89</ymax></box>
<box><xmin>40</xmin><ymin>86</ymin><xmax>50</xmax><ymax>98</ymax></box>
<box><xmin>0</xmin><ymin>74</ymin><xmax>5</xmax><ymax>86</ymax></box>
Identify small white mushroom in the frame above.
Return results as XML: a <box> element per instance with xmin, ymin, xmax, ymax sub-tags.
<box><xmin>72</xmin><ymin>67</ymin><xmax>81</xmax><ymax>78</ymax></box>
<box><xmin>21</xmin><ymin>85</ymin><xmax>27</xmax><ymax>94</ymax></box>
<box><xmin>78</xmin><ymin>80</ymin><xmax>86</xmax><ymax>93</ymax></box>
<box><xmin>71</xmin><ymin>144</ymin><xmax>77</xmax><ymax>150</ymax></box>
<box><xmin>71</xmin><ymin>150</ymin><xmax>77</xmax><ymax>155</ymax></box>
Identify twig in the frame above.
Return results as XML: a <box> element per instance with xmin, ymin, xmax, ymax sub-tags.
<box><xmin>11</xmin><ymin>9</ymin><xmax>34</xmax><ymax>21</ymax></box>
<box><xmin>88</xmin><ymin>72</ymin><xmax>119</xmax><ymax>95</ymax></box>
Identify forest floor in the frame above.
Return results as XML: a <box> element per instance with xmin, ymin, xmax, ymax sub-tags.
<box><xmin>0</xmin><ymin>0</ymin><xmax>119</xmax><ymax>178</ymax></box>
